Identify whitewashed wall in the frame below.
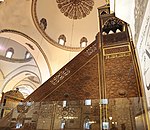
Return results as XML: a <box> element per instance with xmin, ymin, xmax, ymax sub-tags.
<box><xmin>137</xmin><ymin>0</ymin><xmax>150</xmax><ymax>108</ymax></box>
<box><xmin>110</xmin><ymin>0</ymin><xmax>135</xmax><ymax>41</ymax></box>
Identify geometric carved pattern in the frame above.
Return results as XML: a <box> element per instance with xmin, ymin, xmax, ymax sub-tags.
<box><xmin>39</xmin><ymin>103</ymin><xmax>54</xmax><ymax>118</ymax></box>
<box><xmin>44</xmin><ymin>55</ymin><xmax>99</xmax><ymax>101</ymax></box>
<box><xmin>56</xmin><ymin>105</ymin><xmax>76</xmax><ymax>119</ymax></box>
<box><xmin>56</xmin><ymin>0</ymin><xmax>94</xmax><ymax>19</ymax></box>
<box><xmin>102</xmin><ymin>32</ymin><xmax>128</xmax><ymax>46</ymax></box>
<box><xmin>102</xmin><ymin>17</ymin><xmax>125</xmax><ymax>34</ymax></box>
<box><xmin>25</xmin><ymin>40</ymin><xmax>99</xmax><ymax>102</ymax></box>
<box><xmin>105</xmin><ymin>55</ymin><xmax>139</xmax><ymax>98</ymax></box>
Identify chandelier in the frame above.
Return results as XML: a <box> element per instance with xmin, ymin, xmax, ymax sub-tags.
<box><xmin>56</xmin><ymin>0</ymin><xmax>94</xmax><ymax>20</ymax></box>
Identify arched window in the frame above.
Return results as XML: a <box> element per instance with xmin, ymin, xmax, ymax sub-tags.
<box><xmin>58</xmin><ymin>34</ymin><xmax>66</xmax><ymax>46</ymax></box>
<box><xmin>5</xmin><ymin>47</ymin><xmax>14</xmax><ymax>58</ymax></box>
<box><xmin>63</xmin><ymin>100</ymin><xmax>67</xmax><ymax>108</ymax></box>
<box><xmin>25</xmin><ymin>51</ymin><xmax>31</xmax><ymax>59</ymax></box>
<box><xmin>80</xmin><ymin>37</ymin><xmax>88</xmax><ymax>47</ymax></box>
<box><xmin>40</xmin><ymin>18</ymin><xmax>47</xmax><ymax>31</ymax></box>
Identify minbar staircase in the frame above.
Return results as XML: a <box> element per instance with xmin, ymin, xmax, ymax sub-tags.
<box><xmin>24</xmin><ymin>34</ymin><xmax>100</xmax><ymax>103</ymax></box>
<box><xmin>0</xmin><ymin>5</ymin><xmax>149</xmax><ymax>130</ymax></box>
<box><xmin>0</xmin><ymin>34</ymin><xmax>101</xmax><ymax>130</ymax></box>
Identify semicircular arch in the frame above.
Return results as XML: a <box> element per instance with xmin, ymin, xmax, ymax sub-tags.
<box><xmin>2</xmin><ymin>66</ymin><xmax>40</xmax><ymax>93</ymax></box>
<box><xmin>0</xmin><ymin>29</ymin><xmax>52</xmax><ymax>84</ymax></box>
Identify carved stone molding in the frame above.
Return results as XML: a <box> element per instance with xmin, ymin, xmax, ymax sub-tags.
<box><xmin>0</xmin><ymin>55</ymin><xmax>33</xmax><ymax>63</ymax></box>
<box><xmin>134</xmin><ymin>0</ymin><xmax>148</xmax><ymax>43</ymax></box>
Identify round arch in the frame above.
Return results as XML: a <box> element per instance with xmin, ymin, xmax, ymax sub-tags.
<box><xmin>1</xmin><ymin>65</ymin><xmax>41</xmax><ymax>93</ymax></box>
<box><xmin>0</xmin><ymin>29</ymin><xmax>52</xmax><ymax>83</ymax></box>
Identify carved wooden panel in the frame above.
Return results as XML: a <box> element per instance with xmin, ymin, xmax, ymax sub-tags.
<box><xmin>44</xmin><ymin>55</ymin><xmax>99</xmax><ymax>101</ymax></box>
<box><xmin>25</xmin><ymin>40</ymin><xmax>99</xmax><ymax>102</ymax></box>
<box><xmin>104</xmin><ymin>55</ymin><xmax>139</xmax><ymax>98</ymax></box>
<box><xmin>102</xmin><ymin>32</ymin><xmax>129</xmax><ymax>46</ymax></box>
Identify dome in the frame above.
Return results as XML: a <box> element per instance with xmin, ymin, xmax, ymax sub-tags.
<box><xmin>32</xmin><ymin>0</ymin><xmax>106</xmax><ymax>50</ymax></box>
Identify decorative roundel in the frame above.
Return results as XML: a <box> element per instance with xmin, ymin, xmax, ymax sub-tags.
<box><xmin>117</xmin><ymin>89</ymin><xmax>127</xmax><ymax>97</ymax></box>
<box><xmin>56</xmin><ymin>0</ymin><xmax>94</xmax><ymax>20</ymax></box>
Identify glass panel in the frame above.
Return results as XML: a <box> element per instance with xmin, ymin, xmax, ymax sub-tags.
<box><xmin>101</xmin><ymin>97</ymin><xmax>147</xmax><ymax>130</ymax></box>
<box><xmin>0</xmin><ymin>98</ymin><xmax>148</xmax><ymax>130</ymax></box>
<box><xmin>0</xmin><ymin>99</ymin><xmax>100</xmax><ymax>130</ymax></box>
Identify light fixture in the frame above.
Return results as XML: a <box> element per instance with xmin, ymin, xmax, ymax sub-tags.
<box><xmin>101</xmin><ymin>99</ymin><xmax>108</xmax><ymax>105</ymax></box>
<box><xmin>58</xmin><ymin>34</ymin><xmax>66</xmax><ymax>46</ymax></box>
<box><xmin>85</xmin><ymin>99</ymin><xmax>91</xmax><ymax>106</ymax></box>
<box><xmin>112</xmin><ymin>122</ymin><xmax>115</xmax><ymax>124</ymax></box>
